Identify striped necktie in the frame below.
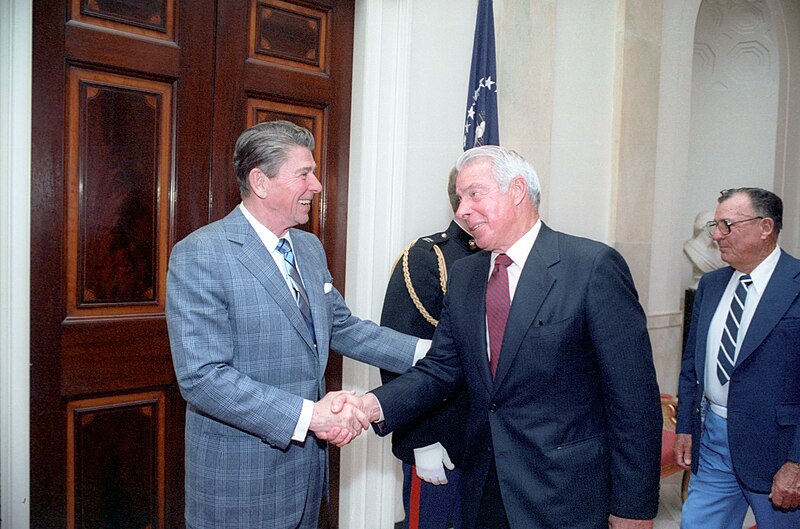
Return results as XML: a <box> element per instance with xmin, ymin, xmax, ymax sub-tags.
<box><xmin>716</xmin><ymin>274</ymin><xmax>752</xmax><ymax>385</ymax></box>
<box><xmin>276</xmin><ymin>238</ymin><xmax>316</xmax><ymax>343</ymax></box>
<box><xmin>486</xmin><ymin>254</ymin><xmax>513</xmax><ymax>378</ymax></box>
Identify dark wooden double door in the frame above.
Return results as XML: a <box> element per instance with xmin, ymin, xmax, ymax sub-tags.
<box><xmin>30</xmin><ymin>1</ymin><xmax>354</xmax><ymax>527</ymax></box>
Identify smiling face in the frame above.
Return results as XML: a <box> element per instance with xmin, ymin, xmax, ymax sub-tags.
<box><xmin>251</xmin><ymin>145</ymin><xmax>321</xmax><ymax>236</ymax></box>
<box><xmin>711</xmin><ymin>192</ymin><xmax>776</xmax><ymax>273</ymax></box>
<box><xmin>454</xmin><ymin>157</ymin><xmax>534</xmax><ymax>253</ymax></box>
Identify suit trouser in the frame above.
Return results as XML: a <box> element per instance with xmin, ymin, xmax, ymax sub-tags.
<box><xmin>475</xmin><ymin>461</ymin><xmax>510</xmax><ymax>529</ymax></box>
<box><xmin>681</xmin><ymin>409</ymin><xmax>800</xmax><ymax>529</ymax></box>
<box><xmin>402</xmin><ymin>462</ymin><xmax>463</xmax><ymax>529</ymax></box>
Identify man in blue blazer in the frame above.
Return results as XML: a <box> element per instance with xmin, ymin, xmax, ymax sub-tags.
<box><xmin>354</xmin><ymin>146</ymin><xmax>662</xmax><ymax>529</ymax></box>
<box><xmin>675</xmin><ymin>187</ymin><xmax>800</xmax><ymax>529</ymax></box>
<box><xmin>166</xmin><ymin>120</ymin><xmax>423</xmax><ymax>529</ymax></box>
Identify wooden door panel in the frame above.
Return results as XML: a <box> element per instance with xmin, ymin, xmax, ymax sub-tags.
<box><xmin>65</xmin><ymin>68</ymin><xmax>172</xmax><ymax>317</ymax></box>
<box><xmin>66</xmin><ymin>392</ymin><xmax>166</xmax><ymax>529</ymax></box>
<box><xmin>69</xmin><ymin>0</ymin><xmax>174</xmax><ymax>38</ymax></box>
<box><xmin>250</xmin><ymin>0</ymin><xmax>328</xmax><ymax>70</ymax></box>
<box><xmin>32</xmin><ymin>1</ymin><xmax>203</xmax><ymax>527</ymax></box>
<box><xmin>64</xmin><ymin>23</ymin><xmax>181</xmax><ymax>80</ymax></box>
<box><xmin>61</xmin><ymin>319</ymin><xmax>173</xmax><ymax>396</ymax></box>
<box><xmin>32</xmin><ymin>1</ymin><xmax>353</xmax><ymax>527</ymax></box>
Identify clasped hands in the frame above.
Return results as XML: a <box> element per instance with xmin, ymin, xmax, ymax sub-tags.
<box><xmin>309</xmin><ymin>391</ymin><xmax>381</xmax><ymax>447</ymax></box>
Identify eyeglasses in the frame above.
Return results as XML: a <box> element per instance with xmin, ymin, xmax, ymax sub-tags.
<box><xmin>705</xmin><ymin>216</ymin><xmax>763</xmax><ymax>236</ymax></box>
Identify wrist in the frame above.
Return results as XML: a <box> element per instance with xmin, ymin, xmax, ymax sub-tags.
<box><xmin>363</xmin><ymin>392</ymin><xmax>382</xmax><ymax>423</ymax></box>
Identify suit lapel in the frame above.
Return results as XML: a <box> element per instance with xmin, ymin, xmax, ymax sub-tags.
<box><xmin>291</xmin><ymin>231</ymin><xmax>328</xmax><ymax>356</ymax></box>
<box><xmin>736</xmin><ymin>251</ymin><xmax>800</xmax><ymax>367</ymax></box>
<box><xmin>224</xmin><ymin>210</ymin><xmax>317</xmax><ymax>350</ymax></box>
<box><xmin>694</xmin><ymin>268</ymin><xmax>732</xmax><ymax>380</ymax></box>
<box><xmin>465</xmin><ymin>252</ymin><xmax>494</xmax><ymax>392</ymax></box>
<box><xmin>492</xmin><ymin>224</ymin><xmax>557</xmax><ymax>390</ymax></box>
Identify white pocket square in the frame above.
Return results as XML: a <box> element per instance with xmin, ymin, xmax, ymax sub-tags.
<box><xmin>324</xmin><ymin>282</ymin><xmax>333</xmax><ymax>294</ymax></box>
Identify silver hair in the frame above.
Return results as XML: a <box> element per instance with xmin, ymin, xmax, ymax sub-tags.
<box><xmin>232</xmin><ymin>120</ymin><xmax>315</xmax><ymax>198</ymax></box>
<box><xmin>455</xmin><ymin>145</ymin><xmax>541</xmax><ymax>208</ymax></box>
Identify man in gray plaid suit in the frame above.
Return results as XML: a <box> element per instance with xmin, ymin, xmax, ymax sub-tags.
<box><xmin>166</xmin><ymin>120</ymin><xmax>424</xmax><ymax>529</ymax></box>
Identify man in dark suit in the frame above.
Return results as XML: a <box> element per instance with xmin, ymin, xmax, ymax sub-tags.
<box><xmin>166</xmin><ymin>120</ymin><xmax>425</xmax><ymax>529</ymax></box>
<box><xmin>352</xmin><ymin>145</ymin><xmax>661</xmax><ymax>529</ymax></box>
<box><xmin>674</xmin><ymin>188</ymin><xmax>800</xmax><ymax>529</ymax></box>
<box><xmin>380</xmin><ymin>167</ymin><xmax>480</xmax><ymax>529</ymax></box>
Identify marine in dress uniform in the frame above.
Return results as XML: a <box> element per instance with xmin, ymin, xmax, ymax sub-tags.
<box><xmin>381</xmin><ymin>219</ymin><xmax>480</xmax><ymax>529</ymax></box>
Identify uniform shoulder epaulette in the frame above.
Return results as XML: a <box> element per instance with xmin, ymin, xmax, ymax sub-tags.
<box><xmin>401</xmin><ymin>232</ymin><xmax>449</xmax><ymax>327</ymax></box>
<box><xmin>411</xmin><ymin>229</ymin><xmax>450</xmax><ymax>250</ymax></box>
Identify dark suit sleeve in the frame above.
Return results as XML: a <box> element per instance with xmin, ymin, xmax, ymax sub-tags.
<box><xmin>380</xmin><ymin>243</ymin><xmax>440</xmax><ymax>384</ymax></box>
<box><xmin>379</xmin><ymin>243</ymin><xmax>469</xmax><ymax>463</ymax></box>
<box><xmin>585</xmin><ymin>246</ymin><xmax>662</xmax><ymax>519</ymax></box>
<box><xmin>676</xmin><ymin>282</ymin><xmax>704</xmax><ymax>435</ymax></box>
<box><xmin>373</xmin><ymin>290</ymin><xmax>466</xmax><ymax>434</ymax></box>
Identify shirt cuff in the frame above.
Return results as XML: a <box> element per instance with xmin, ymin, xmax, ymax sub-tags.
<box><xmin>375</xmin><ymin>394</ymin><xmax>385</xmax><ymax>422</ymax></box>
<box><xmin>413</xmin><ymin>339</ymin><xmax>431</xmax><ymax>365</ymax></box>
<box><xmin>292</xmin><ymin>399</ymin><xmax>314</xmax><ymax>441</ymax></box>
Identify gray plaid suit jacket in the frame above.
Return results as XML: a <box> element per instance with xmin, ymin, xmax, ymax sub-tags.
<box><xmin>167</xmin><ymin>207</ymin><xmax>417</xmax><ymax>529</ymax></box>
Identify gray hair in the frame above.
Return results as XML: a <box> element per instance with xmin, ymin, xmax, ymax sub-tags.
<box><xmin>233</xmin><ymin>120</ymin><xmax>315</xmax><ymax>198</ymax></box>
<box><xmin>455</xmin><ymin>146</ymin><xmax>541</xmax><ymax>208</ymax></box>
<box><xmin>719</xmin><ymin>187</ymin><xmax>782</xmax><ymax>234</ymax></box>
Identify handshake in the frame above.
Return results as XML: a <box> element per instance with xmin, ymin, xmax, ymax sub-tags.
<box><xmin>309</xmin><ymin>390</ymin><xmax>382</xmax><ymax>447</ymax></box>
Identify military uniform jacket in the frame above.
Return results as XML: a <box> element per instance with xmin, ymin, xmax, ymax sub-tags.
<box><xmin>380</xmin><ymin>220</ymin><xmax>479</xmax><ymax>466</ymax></box>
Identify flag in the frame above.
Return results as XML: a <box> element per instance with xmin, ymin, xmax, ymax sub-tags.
<box><xmin>463</xmin><ymin>0</ymin><xmax>499</xmax><ymax>150</ymax></box>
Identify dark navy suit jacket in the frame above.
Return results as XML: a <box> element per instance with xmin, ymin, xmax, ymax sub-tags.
<box><xmin>373</xmin><ymin>223</ymin><xmax>662</xmax><ymax>529</ymax></box>
<box><xmin>677</xmin><ymin>249</ymin><xmax>800</xmax><ymax>492</ymax></box>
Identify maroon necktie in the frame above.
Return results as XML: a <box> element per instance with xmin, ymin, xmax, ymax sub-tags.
<box><xmin>486</xmin><ymin>254</ymin><xmax>513</xmax><ymax>378</ymax></box>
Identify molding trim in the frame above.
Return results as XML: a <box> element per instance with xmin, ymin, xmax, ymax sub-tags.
<box><xmin>340</xmin><ymin>0</ymin><xmax>413</xmax><ymax>527</ymax></box>
<box><xmin>647</xmin><ymin>310</ymin><xmax>684</xmax><ymax>330</ymax></box>
<box><xmin>0</xmin><ymin>0</ymin><xmax>32</xmax><ymax>526</ymax></box>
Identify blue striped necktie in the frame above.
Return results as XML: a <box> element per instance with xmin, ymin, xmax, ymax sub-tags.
<box><xmin>717</xmin><ymin>274</ymin><xmax>752</xmax><ymax>385</ymax></box>
<box><xmin>276</xmin><ymin>238</ymin><xmax>316</xmax><ymax>343</ymax></box>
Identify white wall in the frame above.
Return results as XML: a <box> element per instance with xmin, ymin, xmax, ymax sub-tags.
<box><xmin>0</xmin><ymin>0</ymin><xmax>32</xmax><ymax>527</ymax></box>
<box><xmin>547</xmin><ymin>1</ymin><xmax>617</xmax><ymax>242</ymax></box>
<box><xmin>651</xmin><ymin>0</ymin><xmax>701</xmax><ymax>316</ymax></box>
<box><xmin>401</xmin><ymin>2</ymin><xmax>475</xmax><ymax>240</ymax></box>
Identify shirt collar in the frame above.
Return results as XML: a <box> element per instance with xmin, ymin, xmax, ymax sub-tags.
<box><xmin>733</xmin><ymin>245</ymin><xmax>781</xmax><ymax>295</ymax></box>
<box><xmin>492</xmin><ymin>219</ymin><xmax>542</xmax><ymax>268</ymax></box>
<box><xmin>239</xmin><ymin>202</ymin><xmax>292</xmax><ymax>252</ymax></box>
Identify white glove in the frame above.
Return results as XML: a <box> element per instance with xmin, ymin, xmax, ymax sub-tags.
<box><xmin>413</xmin><ymin>442</ymin><xmax>454</xmax><ymax>485</ymax></box>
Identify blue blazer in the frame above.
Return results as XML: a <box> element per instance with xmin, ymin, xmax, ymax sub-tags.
<box><xmin>166</xmin><ymin>207</ymin><xmax>418</xmax><ymax>529</ymax></box>
<box><xmin>677</xmin><ymin>250</ymin><xmax>800</xmax><ymax>492</ymax></box>
<box><xmin>373</xmin><ymin>223</ymin><xmax>662</xmax><ymax>529</ymax></box>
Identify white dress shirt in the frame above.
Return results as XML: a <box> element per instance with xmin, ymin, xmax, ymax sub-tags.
<box><xmin>240</xmin><ymin>203</ymin><xmax>301</xmax><ymax>296</ymax></box>
<box><xmin>704</xmin><ymin>245</ymin><xmax>781</xmax><ymax>417</ymax></box>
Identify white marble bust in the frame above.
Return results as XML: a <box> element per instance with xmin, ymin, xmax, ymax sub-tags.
<box><xmin>683</xmin><ymin>210</ymin><xmax>726</xmax><ymax>289</ymax></box>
